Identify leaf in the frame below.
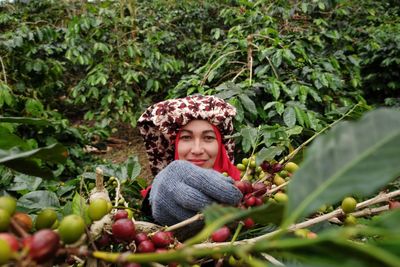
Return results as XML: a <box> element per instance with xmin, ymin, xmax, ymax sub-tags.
<box><xmin>72</xmin><ymin>192</ymin><xmax>91</xmax><ymax>225</ymax></box>
<box><xmin>18</xmin><ymin>190</ymin><xmax>60</xmax><ymax>212</ymax></box>
<box><xmin>0</xmin><ymin>116</ymin><xmax>50</xmax><ymax>126</ymax></box>
<box><xmin>256</xmin><ymin>146</ymin><xmax>285</xmax><ymax>165</ymax></box>
<box><xmin>285</xmin><ymin>108</ymin><xmax>400</xmax><ymax>224</ymax></box>
<box><xmin>7</xmin><ymin>174</ymin><xmax>42</xmax><ymax>191</ymax></box>
<box><xmin>238</xmin><ymin>94</ymin><xmax>257</xmax><ymax>115</ymax></box>
<box><xmin>125</xmin><ymin>156</ymin><xmax>141</xmax><ymax>180</ymax></box>
<box><xmin>241</xmin><ymin>127</ymin><xmax>258</xmax><ymax>153</ymax></box>
<box><xmin>0</xmin><ymin>143</ymin><xmax>67</xmax><ymax>164</ymax></box>
<box><xmin>283</xmin><ymin>106</ymin><xmax>296</xmax><ymax>127</ymax></box>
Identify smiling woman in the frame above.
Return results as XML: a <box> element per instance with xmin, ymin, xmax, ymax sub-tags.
<box><xmin>137</xmin><ymin>95</ymin><xmax>242</xmax><ymax>227</ymax></box>
<box><xmin>176</xmin><ymin>120</ymin><xmax>219</xmax><ymax>169</ymax></box>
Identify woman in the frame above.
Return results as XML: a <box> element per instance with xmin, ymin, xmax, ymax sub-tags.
<box><xmin>137</xmin><ymin>95</ymin><xmax>243</xmax><ymax>226</ymax></box>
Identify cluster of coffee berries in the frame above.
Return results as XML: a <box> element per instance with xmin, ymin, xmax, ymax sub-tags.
<box><xmin>0</xmin><ymin>195</ymin><xmax>90</xmax><ymax>265</ymax></box>
<box><xmin>234</xmin><ymin>180</ymin><xmax>266</xmax><ymax>207</ymax></box>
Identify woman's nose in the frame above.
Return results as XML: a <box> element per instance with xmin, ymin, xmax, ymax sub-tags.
<box><xmin>191</xmin><ymin>139</ymin><xmax>204</xmax><ymax>154</ymax></box>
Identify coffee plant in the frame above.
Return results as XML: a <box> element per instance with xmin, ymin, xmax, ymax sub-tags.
<box><xmin>1</xmin><ymin>0</ymin><xmax>400</xmax><ymax>266</ymax></box>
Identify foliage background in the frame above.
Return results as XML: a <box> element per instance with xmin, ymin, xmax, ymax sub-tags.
<box><xmin>0</xmin><ymin>0</ymin><xmax>399</xmax><ymax>213</ymax></box>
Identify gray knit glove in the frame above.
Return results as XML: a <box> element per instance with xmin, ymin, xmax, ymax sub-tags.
<box><xmin>149</xmin><ymin>160</ymin><xmax>243</xmax><ymax>226</ymax></box>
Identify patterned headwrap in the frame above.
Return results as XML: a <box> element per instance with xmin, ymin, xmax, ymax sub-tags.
<box><xmin>137</xmin><ymin>95</ymin><xmax>237</xmax><ymax>176</ymax></box>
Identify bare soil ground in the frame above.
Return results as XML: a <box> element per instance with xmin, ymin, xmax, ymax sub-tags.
<box><xmin>94</xmin><ymin>124</ymin><xmax>153</xmax><ymax>181</ymax></box>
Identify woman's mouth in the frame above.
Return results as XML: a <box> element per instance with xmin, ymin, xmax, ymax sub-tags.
<box><xmin>188</xmin><ymin>159</ymin><xmax>207</xmax><ymax>166</ymax></box>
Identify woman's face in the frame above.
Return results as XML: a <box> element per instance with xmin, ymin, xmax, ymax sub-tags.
<box><xmin>177</xmin><ymin>120</ymin><xmax>219</xmax><ymax>169</ymax></box>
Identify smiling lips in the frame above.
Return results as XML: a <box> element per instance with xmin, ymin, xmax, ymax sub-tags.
<box><xmin>188</xmin><ymin>159</ymin><xmax>208</xmax><ymax>166</ymax></box>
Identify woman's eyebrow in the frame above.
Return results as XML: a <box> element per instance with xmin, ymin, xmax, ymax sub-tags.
<box><xmin>203</xmin><ymin>130</ymin><xmax>216</xmax><ymax>135</ymax></box>
<box><xmin>180</xmin><ymin>129</ymin><xmax>215</xmax><ymax>135</ymax></box>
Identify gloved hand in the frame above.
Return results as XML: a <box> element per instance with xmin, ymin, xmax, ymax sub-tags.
<box><xmin>149</xmin><ymin>160</ymin><xmax>243</xmax><ymax>226</ymax></box>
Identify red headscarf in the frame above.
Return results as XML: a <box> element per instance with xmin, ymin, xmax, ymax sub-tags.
<box><xmin>140</xmin><ymin>125</ymin><xmax>240</xmax><ymax>198</ymax></box>
<box><xmin>174</xmin><ymin>125</ymin><xmax>241</xmax><ymax>181</ymax></box>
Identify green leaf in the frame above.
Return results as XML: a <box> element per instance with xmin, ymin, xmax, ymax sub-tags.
<box><xmin>0</xmin><ymin>117</ymin><xmax>50</xmax><ymax>126</ymax></box>
<box><xmin>18</xmin><ymin>190</ymin><xmax>60</xmax><ymax>212</ymax></box>
<box><xmin>285</xmin><ymin>108</ymin><xmax>400</xmax><ymax>224</ymax></box>
<box><xmin>283</xmin><ymin>106</ymin><xmax>296</xmax><ymax>127</ymax></box>
<box><xmin>238</xmin><ymin>94</ymin><xmax>257</xmax><ymax>115</ymax></box>
<box><xmin>241</xmin><ymin>127</ymin><xmax>258</xmax><ymax>153</ymax></box>
<box><xmin>72</xmin><ymin>192</ymin><xmax>91</xmax><ymax>225</ymax></box>
<box><xmin>0</xmin><ymin>143</ymin><xmax>67</xmax><ymax>164</ymax></box>
<box><xmin>256</xmin><ymin>146</ymin><xmax>285</xmax><ymax>165</ymax></box>
<box><xmin>0</xmin><ymin>143</ymin><xmax>67</xmax><ymax>178</ymax></box>
<box><xmin>125</xmin><ymin>156</ymin><xmax>141</xmax><ymax>180</ymax></box>
<box><xmin>7</xmin><ymin>174</ymin><xmax>42</xmax><ymax>191</ymax></box>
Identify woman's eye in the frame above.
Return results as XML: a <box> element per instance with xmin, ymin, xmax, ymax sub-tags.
<box><xmin>180</xmin><ymin>135</ymin><xmax>191</xmax><ymax>140</ymax></box>
<box><xmin>204</xmin><ymin>135</ymin><xmax>216</xmax><ymax>141</ymax></box>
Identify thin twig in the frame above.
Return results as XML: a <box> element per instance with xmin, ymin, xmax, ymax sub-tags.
<box><xmin>247</xmin><ymin>35</ymin><xmax>254</xmax><ymax>85</ymax></box>
<box><xmin>193</xmin><ymin>189</ymin><xmax>400</xmax><ymax>248</ymax></box>
<box><xmin>165</xmin><ymin>214</ymin><xmax>204</xmax><ymax>232</ymax></box>
<box><xmin>0</xmin><ymin>55</ymin><xmax>7</xmax><ymax>83</ymax></box>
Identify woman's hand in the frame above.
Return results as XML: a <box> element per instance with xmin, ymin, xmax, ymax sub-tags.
<box><xmin>149</xmin><ymin>160</ymin><xmax>243</xmax><ymax>226</ymax></box>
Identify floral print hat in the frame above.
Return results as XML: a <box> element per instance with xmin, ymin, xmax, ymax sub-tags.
<box><xmin>137</xmin><ymin>94</ymin><xmax>237</xmax><ymax>176</ymax></box>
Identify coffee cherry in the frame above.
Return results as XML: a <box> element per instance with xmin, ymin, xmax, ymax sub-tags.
<box><xmin>388</xmin><ymin>200</ymin><xmax>400</xmax><ymax>209</ymax></box>
<box><xmin>0</xmin><ymin>196</ymin><xmax>16</xmax><ymax>215</ymax></box>
<box><xmin>234</xmin><ymin>180</ymin><xmax>252</xmax><ymax>194</ymax></box>
<box><xmin>29</xmin><ymin>229</ymin><xmax>60</xmax><ymax>263</ymax></box>
<box><xmin>0</xmin><ymin>209</ymin><xmax>11</xmax><ymax>232</ymax></box>
<box><xmin>0</xmin><ymin>239</ymin><xmax>11</xmax><ymax>265</ymax></box>
<box><xmin>124</xmin><ymin>263</ymin><xmax>141</xmax><ymax>267</ymax></box>
<box><xmin>243</xmin><ymin>217</ymin><xmax>255</xmax><ymax>229</ymax></box>
<box><xmin>244</xmin><ymin>195</ymin><xmax>256</xmax><ymax>207</ymax></box>
<box><xmin>134</xmin><ymin>232</ymin><xmax>149</xmax><ymax>244</ymax></box>
<box><xmin>96</xmin><ymin>232</ymin><xmax>111</xmax><ymax>248</ymax></box>
<box><xmin>211</xmin><ymin>226</ymin><xmax>231</xmax><ymax>242</ymax></box>
<box><xmin>13</xmin><ymin>212</ymin><xmax>33</xmax><ymax>232</ymax></box>
<box><xmin>254</xmin><ymin>197</ymin><xmax>263</xmax><ymax>206</ymax></box>
<box><xmin>137</xmin><ymin>240</ymin><xmax>155</xmax><ymax>253</ymax></box>
<box><xmin>58</xmin><ymin>215</ymin><xmax>85</xmax><ymax>244</ymax></box>
<box><xmin>260</xmin><ymin>161</ymin><xmax>270</xmax><ymax>172</ymax></box>
<box><xmin>35</xmin><ymin>209</ymin><xmax>58</xmax><ymax>230</ymax></box>
<box><xmin>114</xmin><ymin>210</ymin><xmax>129</xmax><ymax>221</ymax></box>
<box><xmin>294</xmin><ymin>228</ymin><xmax>309</xmax><ymax>238</ymax></box>
<box><xmin>88</xmin><ymin>198</ymin><xmax>109</xmax><ymax>221</ymax></box>
<box><xmin>112</xmin><ymin>218</ymin><xmax>136</xmax><ymax>242</ymax></box>
<box><xmin>252</xmin><ymin>182</ymin><xmax>267</xmax><ymax>197</ymax></box>
<box><xmin>0</xmin><ymin>233</ymin><xmax>19</xmax><ymax>251</ymax></box>
<box><xmin>341</xmin><ymin>197</ymin><xmax>357</xmax><ymax>214</ymax></box>
<box><xmin>151</xmin><ymin>231</ymin><xmax>173</xmax><ymax>248</ymax></box>
<box><xmin>273</xmin><ymin>174</ymin><xmax>286</xmax><ymax>186</ymax></box>
<box><xmin>236</xmin><ymin>163</ymin><xmax>246</xmax><ymax>171</ymax></box>
<box><xmin>274</xmin><ymin>192</ymin><xmax>288</xmax><ymax>203</ymax></box>
<box><xmin>344</xmin><ymin>215</ymin><xmax>357</xmax><ymax>226</ymax></box>
<box><xmin>272</xmin><ymin>163</ymin><xmax>283</xmax><ymax>173</ymax></box>
<box><xmin>241</xmin><ymin>158</ymin><xmax>249</xmax><ymax>166</ymax></box>
<box><xmin>284</xmin><ymin>162</ymin><xmax>299</xmax><ymax>173</ymax></box>
<box><xmin>249</xmin><ymin>160</ymin><xmax>257</xmax><ymax>169</ymax></box>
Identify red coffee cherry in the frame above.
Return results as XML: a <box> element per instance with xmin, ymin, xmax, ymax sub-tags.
<box><xmin>134</xmin><ymin>232</ymin><xmax>149</xmax><ymax>244</ymax></box>
<box><xmin>114</xmin><ymin>210</ymin><xmax>129</xmax><ymax>221</ymax></box>
<box><xmin>243</xmin><ymin>217</ymin><xmax>255</xmax><ymax>229</ymax></box>
<box><xmin>0</xmin><ymin>233</ymin><xmax>19</xmax><ymax>251</ymax></box>
<box><xmin>29</xmin><ymin>229</ymin><xmax>60</xmax><ymax>263</ymax></box>
<box><xmin>137</xmin><ymin>240</ymin><xmax>156</xmax><ymax>253</ymax></box>
<box><xmin>211</xmin><ymin>226</ymin><xmax>231</xmax><ymax>242</ymax></box>
<box><xmin>112</xmin><ymin>218</ymin><xmax>136</xmax><ymax>242</ymax></box>
<box><xmin>151</xmin><ymin>231</ymin><xmax>173</xmax><ymax>248</ymax></box>
<box><xmin>252</xmin><ymin>182</ymin><xmax>267</xmax><ymax>197</ymax></box>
